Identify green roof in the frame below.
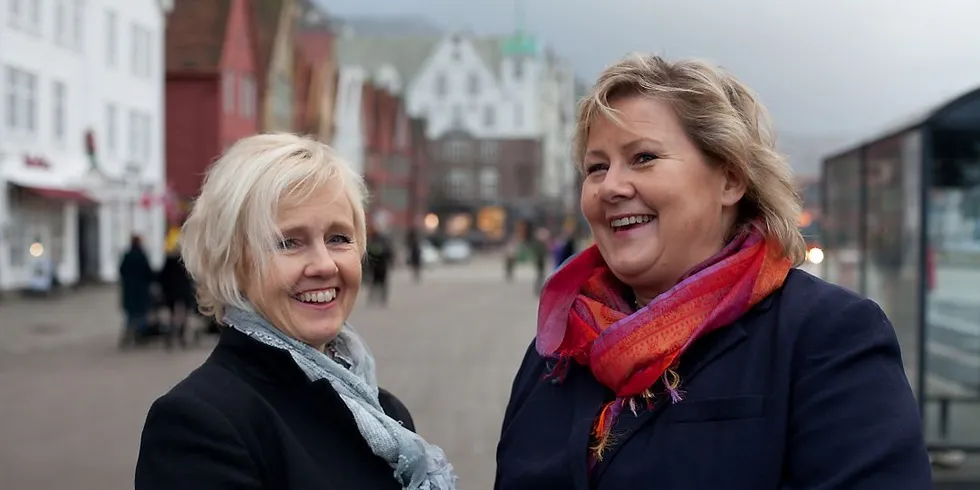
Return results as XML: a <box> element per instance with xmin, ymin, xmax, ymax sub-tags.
<box><xmin>501</xmin><ymin>30</ymin><xmax>538</xmax><ymax>57</ymax></box>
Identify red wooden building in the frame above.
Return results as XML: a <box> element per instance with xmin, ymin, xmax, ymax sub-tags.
<box><xmin>164</xmin><ymin>0</ymin><xmax>260</xmax><ymax>210</ymax></box>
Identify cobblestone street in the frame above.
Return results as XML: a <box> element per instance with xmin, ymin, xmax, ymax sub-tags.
<box><xmin>0</xmin><ymin>256</ymin><xmax>539</xmax><ymax>490</ymax></box>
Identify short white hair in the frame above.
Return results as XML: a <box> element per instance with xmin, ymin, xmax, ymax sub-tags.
<box><xmin>180</xmin><ymin>133</ymin><xmax>368</xmax><ymax>321</ymax></box>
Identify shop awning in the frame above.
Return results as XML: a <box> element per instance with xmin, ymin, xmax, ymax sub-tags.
<box><xmin>15</xmin><ymin>185</ymin><xmax>97</xmax><ymax>204</ymax></box>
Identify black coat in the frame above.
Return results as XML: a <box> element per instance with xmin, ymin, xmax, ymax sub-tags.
<box><xmin>495</xmin><ymin>269</ymin><xmax>932</xmax><ymax>490</ymax></box>
<box><xmin>119</xmin><ymin>247</ymin><xmax>154</xmax><ymax>316</ymax></box>
<box><xmin>135</xmin><ymin>328</ymin><xmax>415</xmax><ymax>490</ymax></box>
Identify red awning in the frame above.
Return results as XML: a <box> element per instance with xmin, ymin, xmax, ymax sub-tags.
<box><xmin>17</xmin><ymin>185</ymin><xmax>97</xmax><ymax>204</ymax></box>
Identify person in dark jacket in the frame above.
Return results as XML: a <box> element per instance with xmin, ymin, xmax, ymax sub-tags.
<box><xmin>365</xmin><ymin>229</ymin><xmax>394</xmax><ymax>305</ymax></box>
<box><xmin>118</xmin><ymin>235</ymin><xmax>154</xmax><ymax>348</ymax></box>
<box><xmin>406</xmin><ymin>229</ymin><xmax>423</xmax><ymax>283</ymax></box>
<box><xmin>135</xmin><ymin>134</ymin><xmax>457</xmax><ymax>490</ymax></box>
<box><xmin>494</xmin><ymin>54</ymin><xmax>931</xmax><ymax>490</ymax></box>
<box><xmin>158</xmin><ymin>247</ymin><xmax>195</xmax><ymax>349</ymax></box>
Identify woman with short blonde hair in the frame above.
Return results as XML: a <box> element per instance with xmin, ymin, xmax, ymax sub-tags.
<box><xmin>136</xmin><ymin>133</ymin><xmax>457</xmax><ymax>490</ymax></box>
<box><xmin>495</xmin><ymin>54</ymin><xmax>930</xmax><ymax>489</ymax></box>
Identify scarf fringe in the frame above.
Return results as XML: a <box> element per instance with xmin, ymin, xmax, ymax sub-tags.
<box><xmin>590</xmin><ymin>368</ymin><xmax>686</xmax><ymax>461</ymax></box>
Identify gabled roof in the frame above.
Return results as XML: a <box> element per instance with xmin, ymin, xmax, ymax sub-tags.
<box><xmin>335</xmin><ymin>33</ymin><xmax>508</xmax><ymax>83</ymax></box>
<box><xmin>335</xmin><ymin>35</ymin><xmax>440</xmax><ymax>82</ymax></box>
<box><xmin>165</xmin><ymin>0</ymin><xmax>232</xmax><ymax>73</ymax></box>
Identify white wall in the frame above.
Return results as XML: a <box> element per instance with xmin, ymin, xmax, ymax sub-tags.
<box><xmin>407</xmin><ymin>33</ymin><xmax>544</xmax><ymax>140</ymax></box>
<box><xmin>0</xmin><ymin>0</ymin><xmax>167</xmax><ymax>290</ymax></box>
<box><xmin>332</xmin><ymin>65</ymin><xmax>367</xmax><ymax>175</ymax></box>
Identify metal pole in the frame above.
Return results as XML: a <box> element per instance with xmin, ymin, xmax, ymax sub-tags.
<box><xmin>916</xmin><ymin>128</ymin><xmax>932</xmax><ymax>422</ymax></box>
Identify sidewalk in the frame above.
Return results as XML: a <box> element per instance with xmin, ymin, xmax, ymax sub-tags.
<box><xmin>0</xmin><ymin>284</ymin><xmax>125</xmax><ymax>356</ymax></box>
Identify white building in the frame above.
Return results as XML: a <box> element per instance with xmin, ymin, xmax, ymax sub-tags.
<box><xmin>0</xmin><ymin>0</ymin><xmax>171</xmax><ymax>292</ymax></box>
<box><xmin>334</xmin><ymin>28</ymin><xmax>579</xmax><ymax>209</ymax></box>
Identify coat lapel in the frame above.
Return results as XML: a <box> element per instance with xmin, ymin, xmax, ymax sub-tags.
<box><xmin>565</xmin><ymin>365</ymin><xmax>611</xmax><ymax>490</ymax></box>
<box><xmin>589</xmin><ymin>321</ymin><xmax>751</xmax><ymax>483</ymax></box>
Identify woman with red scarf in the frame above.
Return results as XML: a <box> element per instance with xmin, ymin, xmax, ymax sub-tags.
<box><xmin>494</xmin><ymin>54</ymin><xmax>931</xmax><ymax>490</ymax></box>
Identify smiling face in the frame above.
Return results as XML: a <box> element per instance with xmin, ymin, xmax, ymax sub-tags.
<box><xmin>241</xmin><ymin>184</ymin><xmax>362</xmax><ymax>350</ymax></box>
<box><xmin>580</xmin><ymin>94</ymin><xmax>746</xmax><ymax>305</ymax></box>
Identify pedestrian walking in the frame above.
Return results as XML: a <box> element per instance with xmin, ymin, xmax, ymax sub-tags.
<box><xmin>118</xmin><ymin>235</ymin><xmax>154</xmax><ymax>349</ymax></box>
<box><xmin>158</xmin><ymin>243</ymin><xmax>195</xmax><ymax>349</ymax></box>
<box><xmin>366</xmin><ymin>229</ymin><xmax>394</xmax><ymax>305</ymax></box>
<box><xmin>135</xmin><ymin>134</ymin><xmax>457</xmax><ymax>490</ymax></box>
<box><xmin>406</xmin><ymin>228</ymin><xmax>423</xmax><ymax>283</ymax></box>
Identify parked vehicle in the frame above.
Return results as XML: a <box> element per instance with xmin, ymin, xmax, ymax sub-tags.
<box><xmin>441</xmin><ymin>239</ymin><xmax>472</xmax><ymax>263</ymax></box>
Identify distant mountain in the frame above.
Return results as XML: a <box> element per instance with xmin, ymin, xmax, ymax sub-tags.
<box><xmin>331</xmin><ymin>14</ymin><xmax>445</xmax><ymax>38</ymax></box>
<box><xmin>776</xmin><ymin>132</ymin><xmax>855</xmax><ymax>178</ymax></box>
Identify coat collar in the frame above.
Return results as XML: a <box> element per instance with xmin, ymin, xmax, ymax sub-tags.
<box><xmin>208</xmin><ymin>327</ymin><xmax>313</xmax><ymax>387</ymax></box>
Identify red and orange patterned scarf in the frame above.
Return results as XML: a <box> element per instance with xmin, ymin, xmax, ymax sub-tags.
<box><xmin>536</xmin><ymin>224</ymin><xmax>791</xmax><ymax>459</ymax></box>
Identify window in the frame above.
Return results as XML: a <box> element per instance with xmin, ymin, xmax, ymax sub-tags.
<box><xmin>129</xmin><ymin>23</ymin><xmax>151</xmax><ymax>77</ymax></box>
<box><xmin>8</xmin><ymin>0</ymin><xmax>41</xmax><ymax>32</ymax></box>
<box><xmin>128</xmin><ymin>110</ymin><xmax>151</xmax><ymax>161</ymax></box>
<box><xmin>513</xmin><ymin>102</ymin><xmax>523</xmax><ymax>128</ymax></box>
<box><xmin>105</xmin><ymin>10</ymin><xmax>116</xmax><ymax>66</ymax></box>
<box><xmin>443</xmin><ymin>140</ymin><xmax>468</xmax><ymax>162</ymax></box>
<box><xmin>6</xmin><ymin>0</ymin><xmax>20</xmax><ymax>28</ymax></box>
<box><xmin>468</xmin><ymin>73</ymin><xmax>480</xmax><ymax>95</ymax></box>
<box><xmin>480</xmin><ymin>141</ymin><xmax>497</xmax><ymax>162</ymax></box>
<box><xmin>55</xmin><ymin>0</ymin><xmax>69</xmax><ymax>46</ymax></box>
<box><xmin>479</xmin><ymin>167</ymin><xmax>498</xmax><ymax>199</ymax></box>
<box><xmin>435</xmin><ymin>73</ymin><xmax>447</xmax><ymax>97</ymax></box>
<box><xmin>224</xmin><ymin>72</ymin><xmax>236</xmax><ymax>114</ymax></box>
<box><xmin>483</xmin><ymin>106</ymin><xmax>495</xmax><ymax>128</ymax></box>
<box><xmin>73</xmin><ymin>0</ymin><xmax>85</xmax><ymax>51</ymax></box>
<box><xmin>142</xmin><ymin>113</ymin><xmax>151</xmax><ymax>159</ymax></box>
<box><xmin>105</xmin><ymin>103</ymin><xmax>117</xmax><ymax>155</ymax></box>
<box><xmin>4</xmin><ymin>66</ymin><xmax>38</xmax><ymax>134</ymax></box>
<box><xmin>513</xmin><ymin>58</ymin><xmax>524</xmax><ymax>79</ymax></box>
<box><xmin>445</xmin><ymin>169</ymin><xmax>470</xmax><ymax>199</ymax></box>
<box><xmin>451</xmin><ymin>104</ymin><xmax>463</xmax><ymax>127</ymax></box>
<box><xmin>52</xmin><ymin>81</ymin><xmax>66</xmax><ymax>142</ymax></box>
<box><xmin>128</xmin><ymin>110</ymin><xmax>139</xmax><ymax>160</ymax></box>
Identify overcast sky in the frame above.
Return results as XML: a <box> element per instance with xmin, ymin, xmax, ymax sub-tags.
<box><xmin>319</xmin><ymin>0</ymin><xmax>980</xmax><ymax>171</ymax></box>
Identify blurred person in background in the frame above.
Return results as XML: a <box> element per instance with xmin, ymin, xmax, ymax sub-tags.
<box><xmin>552</xmin><ymin>222</ymin><xmax>578</xmax><ymax>270</ymax></box>
<box><xmin>406</xmin><ymin>228</ymin><xmax>423</xmax><ymax>282</ymax></box>
<box><xmin>503</xmin><ymin>234</ymin><xmax>520</xmax><ymax>282</ymax></box>
<box><xmin>366</xmin><ymin>227</ymin><xmax>395</xmax><ymax>305</ymax></box>
<box><xmin>118</xmin><ymin>235</ymin><xmax>154</xmax><ymax>349</ymax></box>
<box><xmin>135</xmin><ymin>134</ymin><xmax>456</xmax><ymax>490</ymax></box>
<box><xmin>495</xmin><ymin>54</ymin><xmax>931</xmax><ymax>490</ymax></box>
<box><xmin>158</xmin><ymin>236</ymin><xmax>195</xmax><ymax>349</ymax></box>
<box><xmin>529</xmin><ymin>227</ymin><xmax>550</xmax><ymax>294</ymax></box>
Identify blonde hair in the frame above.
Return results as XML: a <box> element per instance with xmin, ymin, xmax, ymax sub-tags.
<box><xmin>180</xmin><ymin>133</ymin><xmax>368</xmax><ymax>321</ymax></box>
<box><xmin>575</xmin><ymin>53</ymin><xmax>806</xmax><ymax>265</ymax></box>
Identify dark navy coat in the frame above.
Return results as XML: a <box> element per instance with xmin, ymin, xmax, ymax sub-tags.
<box><xmin>495</xmin><ymin>269</ymin><xmax>932</xmax><ymax>490</ymax></box>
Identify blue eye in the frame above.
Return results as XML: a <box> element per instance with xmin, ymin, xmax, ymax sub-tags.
<box><xmin>329</xmin><ymin>234</ymin><xmax>353</xmax><ymax>244</ymax></box>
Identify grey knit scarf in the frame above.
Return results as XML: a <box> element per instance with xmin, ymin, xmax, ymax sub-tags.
<box><xmin>223</xmin><ymin>306</ymin><xmax>458</xmax><ymax>490</ymax></box>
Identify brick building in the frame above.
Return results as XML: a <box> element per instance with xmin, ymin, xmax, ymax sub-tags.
<box><xmin>426</xmin><ymin>129</ymin><xmax>543</xmax><ymax>245</ymax></box>
<box><xmin>361</xmin><ymin>83</ymin><xmax>422</xmax><ymax>237</ymax></box>
<box><xmin>165</xmin><ymin>0</ymin><xmax>260</xmax><ymax>206</ymax></box>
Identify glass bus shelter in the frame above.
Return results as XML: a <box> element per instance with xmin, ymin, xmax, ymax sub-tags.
<box><xmin>823</xmin><ymin>87</ymin><xmax>980</xmax><ymax>451</ymax></box>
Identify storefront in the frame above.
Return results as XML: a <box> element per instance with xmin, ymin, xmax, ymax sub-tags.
<box><xmin>0</xmin><ymin>153</ymin><xmax>165</xmax><ymax>292</ymax></box>
<box><xmin>822</xmin><ymin>87</ymin><xmax>980</xmax><ymax>452</ymax></box>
